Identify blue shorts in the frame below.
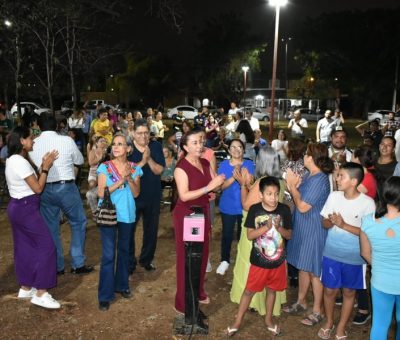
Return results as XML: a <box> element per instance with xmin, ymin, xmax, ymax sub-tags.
<box><xmin>321</xmin><ymin>256</ymin><xmax>366</xmax><ymax>290</ymax></box>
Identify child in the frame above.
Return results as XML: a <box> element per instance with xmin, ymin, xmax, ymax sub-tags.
<box><xmin>318</xmin><ymin>162</ymin><xmax>375</xmax><ymax>339</ymax></box>
<box><xmin>226</xmin><ymin>176</ymin><xmax>292</xmax><ymax>337</ymax></box>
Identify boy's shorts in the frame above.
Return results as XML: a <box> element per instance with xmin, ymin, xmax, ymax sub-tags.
<box><xmin>321</xmin><ymin>256</ymin><xmax>366</xmax><ymax>290</ymax></box>
<box><xmin>245</xmin><ymin>261</ymin><xmax>287</xmax><ymax>292</ymax></box>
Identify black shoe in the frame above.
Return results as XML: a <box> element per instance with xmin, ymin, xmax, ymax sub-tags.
<box><xmin>57</xmin><ymin>269</ymin><xmax>65</xmax><ymax>275</ymax></box>
<box><xmin>353</xmin><ymin>312</ymin><xmax>371</xmax><ymax>325</ymax></box>
<box><xmin>335</xmin><ymin>296</ymin><xmax>343</xmax><ymax>306</ymax></box>
<box><xmin>116</xmin><ymin>290</ymin><xmax>132</xmax><ymax>299</ymax></box>
<box><xmin>71</xmin><ymin>265</ymin><xmax>94</xmax><ymax>274</ymax></box>
<box><xmin>99</xmin><ymin>301</ymin><xmax>110</xmax><ymax>311</ymax></box>
<box><xmin>142</xmin><ymin>263</ymin><xmax>156</xmax><ymax>271</ymax></box>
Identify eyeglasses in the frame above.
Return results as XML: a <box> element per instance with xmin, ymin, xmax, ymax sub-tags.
<box><xmin>230</xmin><ymin>145</ymin><xmax>243</xmax><ymax>150</ymax></box>
<box><xmin>111</xmin><ymin>143</ymin><xmax>127</xmax><ymax>147</ymax></box>
<box><xmin>135</xmin><ymin>131</ymin><xmax>149</xmax><ymax>136</ymax></box>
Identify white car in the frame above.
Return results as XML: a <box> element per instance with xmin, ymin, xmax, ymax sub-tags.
<box><xmin>238</xmin><ymin>107</ymin><xmax>272</xmax><ymax>121</ymax></box>
<box><xmin>367</xmin><ymin>109</ymin><xmax>396</xmax><ymax>122</ymax></box>
<box><xmin>11</xmin><ymin>102</ymin><xmax>50</xmax><ymax>116</ymax></box>
<box><xmin>167</xmin><ymin>105</ymin><xmax>198</xmax><ymax>120</ymax></box>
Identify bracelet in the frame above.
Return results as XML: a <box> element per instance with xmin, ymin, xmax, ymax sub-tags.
<box><xmin>203</xmin><ymin>186</ymin><xmax>208</xmax><ymax>194</ymax></box>
<box><xmin>42</xmin><ymin>169</ymin><xmax>49</xmax><ymax>174</ymax></box>
<box><xmin>241</xmin><ymin>185</ymin><xmax>248</xmax><ymax>190</ymax></box>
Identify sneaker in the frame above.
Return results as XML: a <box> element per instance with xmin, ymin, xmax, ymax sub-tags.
<box><xmin>216</xmin><ymin>261</ymin><xmax>229</xmax><ymax>275</ymax></box>
<box><xmin>352</xmin><ymin>312</ymin><xmax>371</xmax><ymax>325</ymax></box>
<box><xmin>71</xmin><ymin>265</ymin><xmax>94</xmax><ymax>274</ymax></box>
<box><xmin>18</xmin><ymin>287</ymin><xmax>37</xmax><ymax>299</ymax></box>
<box><xmin>206</xmin><ymin>259</ymin><xmax>212</xmax><ymax>273</ymax></box>
<box><xmin>31</xmin><ymin>292</ymin><xmax>60</xmax><ymax>309</ymax></box>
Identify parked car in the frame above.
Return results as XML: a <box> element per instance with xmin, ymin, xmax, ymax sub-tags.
<box><xmin>167</xmin><ymin>105</ymin><xmax>198</xmax><ymax>119</ymax></box>
<box><xmin>285</xmin><ymin>107</ymin><xmax>322</xmax><ymax>122</ymax></box>
<box><xmin>86</xmin><ymin>100</ymin><xmax>115</xmax><ymax>110</ymax></box>
<box><xmin>367</xmin><ymin>109</ymin><xmax>398</xmax><ymax>122</ymax></box>
<box><xmin>238</xmin><ymin>107</ymin><xmax>271</xmax><ymax>121</ymax></box>
<box><xmin>11</xmin><ymin>102</ymin><xmax>51</xmax><ymax>116</ymax></box>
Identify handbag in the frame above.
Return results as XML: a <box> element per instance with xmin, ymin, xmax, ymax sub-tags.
<box><xmin>95</xmin><ymin>186</ymin><xmax>117</xmax><ymax>227</ymax></box>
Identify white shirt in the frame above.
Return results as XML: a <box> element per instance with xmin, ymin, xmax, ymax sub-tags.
<box><xmin>228</xmin><ymin>107</ymin><xmax>238</xmax><ymax>115</ymax></box>
<box><xmin>224</xmin><ymin>121</ymin><xmax>236</xmax><ymax>140</ymax></box>
<box><xmin>317</xmin><ymin>117</ymin><xmax>335</xmax><ymax>142</ymax></box>
<box><xmin>395</xmin><ymin>129</ymin><xmax>400</xmax><ymax>162</ymax></box>
<box><xmin>6</xmin><ymin>155</ymin><xmax>36</xmax><ymax>199</ymax></box>
<box><xmin>68</xmin><ymin>117</ymin><xmax>84</xmax><ymax>129</ymax></box>
<box><xmin>288</xmin><ymin>118</ymin><xmax>308</xmax><ymax>136</ymax></box>
<box><xmin>30</xmin><ymin>131</ymin><xmax>84</xmax><ymax>182</ymax></box>
<box><xmin>271</xmin><ymin>139</ymin><xmax>288</xmax><ymax>162</ymax></box>
<box><xmin>247</xmin><ymin>117</ymin><xmax>260</xmax><ymax>131</ymax></box>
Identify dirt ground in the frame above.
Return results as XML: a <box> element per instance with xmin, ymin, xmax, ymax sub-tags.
<box><xmin>0</xmin><ymin>198</ymin><xmax>391</xmax><ymax>340</ymax></box>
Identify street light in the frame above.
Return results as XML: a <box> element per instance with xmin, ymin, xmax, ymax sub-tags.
<box><xmin>4</xmin><ymin>20</ymin><xmax>12</xmax><ymax>27</ymax></box>
<box><xmin>242</xmin><ymin>66</ymin><xmax>249</xmax><ymax>106</ymax></box>
<box><xmin>268</xmin><ymin>0</ymin><xmax>288</xmax><ymax>142</ymax></box>
<box><xmin>281</xmin><ymin>37</ymin><xmax>292</xmax><ymax>98</ymax></box>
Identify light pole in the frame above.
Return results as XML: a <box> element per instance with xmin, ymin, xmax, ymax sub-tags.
<box><xmin>268</xmin><ymin>0</ymin><xmax>288</xmax><ymax>142</ymax></box>
<box><xmin>281</xmin><ymin>37</ymin><xmax>292</xmax><ymax>98</ymax></box>
<box><xmin>242</xmin><ymin>66</ymin><xmax>249</xmax><ymax>106</ymax></box>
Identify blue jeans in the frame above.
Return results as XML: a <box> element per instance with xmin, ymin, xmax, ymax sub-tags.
<box><xmin>99</xmin><ymin>222</ymin><xmax>133</xmax><ymax>302</ymax></box>
<box><xmin>370</xmin><ymin>285</ymin><xmax>400</xmax><ymax>340</ymax></box>
<box><xmin>40</xmin><ymin>182</ymin><xmax>87</xmax><ymax>271</ymax></box>
<box><xmin>220</xmin><ymin>213</ymin><xmax>243</xmax><ymax>263</ymax></box>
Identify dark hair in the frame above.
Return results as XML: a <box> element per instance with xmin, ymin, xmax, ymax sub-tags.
<box><xmin>307</xmin><ymin>143</ymin><xmax>334</xmax><ymax>174</ymax></box>
<box><xmin>340</xmin><ymin>162</ymin><xmax>365</xmax><ymax>186</ymax></box>
<box><xmin>353</xmin><ymin>145</ymin><xmax>378</xmax><ymax>169</ymax></box>
<box><xmin>38</xmin><ymin>114</ymin><xmax>57</xmax><ymax>131</ymax></box>
<box><xmin>236</xmin><ymin>111</ymin><xmax>244</xmax><ymax>120</ymax></box>
<box><xmin>0</xmin><ymin>109</ymin><xmax>5</xmax><ymax>116</ymax></box>
<box><xmin>98</xmin><ymin>108</ymin><xmax>107</xmax><ymax>117</ymax></box>
<box><xmin>375</xmin><ymin>176</ymin><xmax>400</xmax><ymax>218</ymax></box>
<box><xmin>227</xmin><ymin>138</ymin><xmax>245</xmax><ymax>150</ymax></box>
<box><xmin>8</xmin><ymin>126</ymin><xmax>31</xmax><ymax>156</ymax></box>
<box><xmin>236</xmin><ymin>119</ymin><xmax>255</xmax><ymax>144</ymax></box>
<box><xmin>179</xmin><ymin>130</ymin><xmax>202</xmax><ymax>156</ymax></box>
<box><xmin>259</xmin><ymin>176</ymin><xmax>281</xmax><ymax>193</ymax></box>
<box><xmin>287</xmin><ymin>138</ymin><xmax>306</xmax><ymax>161</ymax></box>
<box><xmin>380</xmin><ymin>135</ymin><xmax>396</xmax><ymax>148</ymax></box>
<box><xmin>30</xmin><ymin>113</ymin><xmax>40</xmax><ymax>126</ymax></box>
<box><xmin>277</xmin><ymin>129</ymin><xmax>287</xmax><ymax>140</ymax></box>
<box><xmin>133</xmin><ymin>118</ymin><xmax>149</xmax><ymax>131</ymax></box>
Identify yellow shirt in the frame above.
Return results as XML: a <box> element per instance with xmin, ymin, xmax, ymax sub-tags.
<box><xmin>93</xmin><ymin>119</ymin><xmax>113</xmax><ymax>144</ymax></box>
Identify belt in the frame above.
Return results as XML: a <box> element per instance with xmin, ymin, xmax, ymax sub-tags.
<box><xmin>48</xmin><ymin>179</ymin><xmax>75</xmax><ymax>184</ymax></box>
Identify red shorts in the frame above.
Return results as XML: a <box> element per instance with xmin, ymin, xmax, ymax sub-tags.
<box><xmin>245</xmin><ymin>261</ymin><xmax>287</xmax><ymax>292</ymax></box>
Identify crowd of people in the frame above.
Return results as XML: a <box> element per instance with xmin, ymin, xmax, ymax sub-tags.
<box><xmin>2</xmin><ymin>102</ymin><xmax>400</xmax><ymax>339</ymax></box>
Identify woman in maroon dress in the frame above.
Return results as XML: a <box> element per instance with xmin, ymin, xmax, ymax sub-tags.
<box><xmin>173</xmin><ymin>130</ymin><xmax>225</xmax><ymax>313</ymax></box>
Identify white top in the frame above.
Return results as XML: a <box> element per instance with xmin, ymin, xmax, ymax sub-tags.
<box><xmin>68</xmin><ymin>117</ymin><xmax>84</xmax><ymax>129</ymax></box>
<box><xmin>224</xmin><ymin>121</ymin><xmax>236</xmax><ymax>140</ymax></box>
<box><xmin>6</xmin><ymin>155</ymin><xmax>36</xmax><ymax>199</ymax></box>
<box><xmin>395</xmin><ymin>129</ymin><xmax>400</xmax><ymax>162</ymax></box>
<box><xmin>228</xmin><ymin>108</ymin><xmax>238</xmax><ymax>115</ymax></box>
<box><xmin>271</xmin><ymin>139</ymin><xmax>288</xmax><ymax>162</ymax></box>
<box><xmin>29</xmin><ymin>131</ymin><xmax>84</xmax><ymax>182</ymax></box>
<box><xmin>247</xmin><ymin>117</ymin><xmax>260</xmax><ymax>131</ymax></box>
<box><xmin>288</xmin><ymin>118</ymin><xmax>308</xmax><ymax>136</ymax></box>
<box><xmin>154</xmin><ymin>120</ymin><xmax>165</xmax><ymax>138</ymax></box>
<box><xmin>316</xmin><ymin>117</ymin><xmax>335</xmax><ymax>142</ymax></box>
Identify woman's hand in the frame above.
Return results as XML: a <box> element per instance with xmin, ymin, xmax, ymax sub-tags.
<box><xmin>42</xmin><ymin>150</ymin><xmax>59</xmax><ymax>170</ymax></box>
<box><xmin>233</xmin><ymin>167</ymin><xmax>245</xmax><ymax>185</ymax></box>
<box><xmin>286</xmin><ymin>169</ymin><xmax>301</xmax><ymax>192</ymax></box>
<box><xmin>208</xmin><ymin>174</ymin><xmax>225</xmax><ymax>191</ymax></box>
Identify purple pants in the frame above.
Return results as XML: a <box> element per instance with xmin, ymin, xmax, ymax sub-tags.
<box><xmin>7</xmin><ymin>194</ymin><xmax>57</xmax><ymax>289</ymax></box>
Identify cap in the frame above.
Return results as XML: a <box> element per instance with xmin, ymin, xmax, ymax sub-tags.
<box><xmin>330</xmin><ymin>125</ymin><xmax>347</xmax><ymax>136</ymax></box>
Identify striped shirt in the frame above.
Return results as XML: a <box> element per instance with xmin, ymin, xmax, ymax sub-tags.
<box><xmin>29</xmin><ymin>131</ymin><xmax>84</xmax><ymax>182</ymax></box>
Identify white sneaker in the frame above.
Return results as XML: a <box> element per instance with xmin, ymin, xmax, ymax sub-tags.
<box><xmin>206</xmin><ymin>259</ymin><xmax>212</xmax><ymax>273</ymax></box>
<box><xmin>216</xmin><ymin>261</ymin><xmax>229</xmax><ymax>275</ymax></box>
<box><xmin>18</xmin><ymin>287</ymin><xmax>37</xmax><ymax>299</ymax></box>
<box><xmin>31</xmin><ymin>292</ymin><xmax>60</xmax><ymax>309</ymax></box>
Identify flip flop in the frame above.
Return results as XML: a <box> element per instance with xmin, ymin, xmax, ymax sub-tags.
<box><xmin>318</xmin><ymin>325</ymin><xmax>335</xmax><ymax>339</ymax></box>
<box><xmin>301</xmin><ymin>312</ymin><xmax>324</xmax><ymax>326</ymax></box>
<box><xmin>225</xmin><ymin>327</ymin><xmax>239</xmax><ymax>337</ymax></box>
<box><xmin>267</xmin><ymin>324</ymin><xmax>283</xmax><ymax>336</ymax></box>
<box><xmin>282</xmin><ymin>302</ymin><xmax>307</xmax><ymax>314</ymax></box>
<box><xmin>335</xmin><ymin>332</ymin><xmax>348</xmax><ymax>339</ymax></box>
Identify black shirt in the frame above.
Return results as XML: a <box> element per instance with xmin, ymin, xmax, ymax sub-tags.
<box><xmin>128</xmin><ymin>140</ymin><xmax>165</xmax><ymax>202</ymax></box>
<box><xmin>245</xmin><ymin>202</ymin><xmax>292</xmax><ymax>269</ymax></box>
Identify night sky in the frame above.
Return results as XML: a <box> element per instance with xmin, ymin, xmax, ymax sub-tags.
<box><xmin>125</xmin><ymin>0</ymin><xmax>399</xmax><ymax>58</ymax></box>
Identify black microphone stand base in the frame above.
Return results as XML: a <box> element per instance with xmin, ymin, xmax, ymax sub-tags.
<box><xmin>173</xmin><ymin>314</ymin><xmax>208</xmax><ymax>335</ymax></box>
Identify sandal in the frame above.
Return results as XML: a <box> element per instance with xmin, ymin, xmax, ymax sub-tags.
<box><xmin>301</xmin><ymin>312</ymin><xmax>324</xmax><ymax>326</ymax></box>
<box><xmin>282</xmin><ymin>302</ymin><xmax>307</xmax><ymax>314</ymax></box>
<box><xmin>335</xmin><ymin>332</ymin><xmax>348</xmax><ymax>339</ymax></box>
<box><xmin>318</xmin><ymin>325</ymin><xmax>335</xmax><ymax>339</ymax></box>
<box><xmin>225</xmin><ymin>327</ymin><xmax>239</xmax><ymax>337</ymax></box>
<box><xmin>267</xmin><ymin>324</ymin><xmax>282</xmax><ymax>336</ymax></box>
<box><xmin>199</xmin><ymin>296</ymin><xmax>210</xmax><ymax>305</ymax></box>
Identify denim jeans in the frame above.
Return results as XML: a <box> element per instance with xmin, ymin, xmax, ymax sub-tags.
<box><xmin>220</xmin><ymin>212</ymin><xmax>243</xmax><ymax>263</ymax></box>
<box><xmin>99</xmin><ymin>222</ymin><xmax>133</xmax><ymax>302</ymax></box>
<box><xmin>40</xmin><ymin>182</ymin><xmax>87</xmax><ymax>271</ymax></box>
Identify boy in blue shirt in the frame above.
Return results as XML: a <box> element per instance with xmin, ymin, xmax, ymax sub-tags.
<box><xmin>318</xmin><ymin>163</ymin><xmax>375</xmax><ymax>339</ymax></box>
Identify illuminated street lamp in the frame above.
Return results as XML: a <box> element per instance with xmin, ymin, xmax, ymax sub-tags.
<box><xmin>268</xmin><ymin>0</ymin><xmax>288</xmax><ymax>142</ymax></box>
<box><xmin>242</xmin><ymin>66</ymin><xmax>249</xmax><ymax>106</ymax></box>
<box><xmin>4</xmin><ymin>20</ymin><xmax>12</xmax><ymax>27</ymax></box>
